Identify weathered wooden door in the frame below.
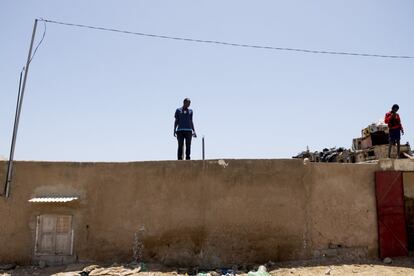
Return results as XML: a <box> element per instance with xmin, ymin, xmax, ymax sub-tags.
<box><xmin>375</xmin><ymin>171</ymin><xmax>408</xmax><ymax>258</ymax></box>
<box><xmin>36</xmin><ymin>215</ymin><xmax>73</xmax><ymax>256</ymax></box>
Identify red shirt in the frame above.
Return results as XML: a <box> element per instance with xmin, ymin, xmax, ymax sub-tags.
<box><xmin>385</xmin><ymin>112</ymin><xmax>403</xmax><ymax>130</ymax></box>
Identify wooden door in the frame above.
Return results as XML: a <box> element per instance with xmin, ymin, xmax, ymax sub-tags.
<box><xmin>375</xmin><ymin>171</ymin><xmax>408</xmax><ymax>258</ymax></box>
<box><xmin>36</xmin><ymin>215</ymin><xmax>73</xmax><ymax>255</ymax></box>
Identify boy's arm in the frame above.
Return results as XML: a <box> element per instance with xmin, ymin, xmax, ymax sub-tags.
<box><xmin>384</xmin><ymin>112</ymin><xmax>392</xmax><ymax>124</ymax></box>
<box><xmin>174</xmin><ymin>119</ymin><xmax>178</xmax><ymax>136</ymax></box>
<box><xmin>400</xmin><ymin>115</ymin><xmax>404</xmax><ymax>134</ymax></box>
<box><xmin>174</xmin><ymin>110</ymin><xmax>179</xmax><ymax>136</ymax></box>
<box><xmin>191</xmin><ymin>112</ymin><xmax>196</xmax><ymax>137</ymax></box>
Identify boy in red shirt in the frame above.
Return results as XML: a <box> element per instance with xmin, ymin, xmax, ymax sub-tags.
<box><xmin>384</xmin><ymin>104</ymin><xmax>404</xmax><ymax>158</ymax></box>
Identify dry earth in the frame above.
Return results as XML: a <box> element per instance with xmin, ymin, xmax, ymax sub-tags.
<box><xmin>2</xmin><ymin>258</ymin><xmax>414</xmax><ymax>276</ymax></box>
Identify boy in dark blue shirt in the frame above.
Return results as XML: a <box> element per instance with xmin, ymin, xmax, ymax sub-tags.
<box><xmin>174</xmin><ymin>98</ymin><xmax>197</xmax><ymax>160</ymax></box>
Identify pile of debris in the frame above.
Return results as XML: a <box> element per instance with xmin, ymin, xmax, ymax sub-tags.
<box><xmin>293</xmin><ymin>121</ymin><xmax>412</xmax><ymax>163</ymax></box>
<box><xmin>79</xmin><ymin>264</ymin><xmax>141</xmax><ymax>276</ymax></box>
<box><xmin>293</xmin><ymin>147</ymin><xmax>353</xmax><ymax>163</ymax></box>
<box><xmin>353</xmin><ymin>121</ymin><xmax>411</xmax><ymax>162</ymax></box>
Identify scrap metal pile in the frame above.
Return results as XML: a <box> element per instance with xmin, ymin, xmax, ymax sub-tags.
<box><xmin>353</xmin><ymin>121</ymin><xmax>411</xmax><ymax>162</ymax></box>
<box><xmin>293</xmin><ymin>121</ymin><xmax>412</xmax><ymax>163</ymax></box>
<box><xmin>293</xmin><ymin>147</ymin><xmax>354</xmax><ymax>163</ymax></box>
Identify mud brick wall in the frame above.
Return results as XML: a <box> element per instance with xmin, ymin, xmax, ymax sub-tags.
<box><xmin>0</xmin><ymin>160</ymin><xmax>379</xmax><ymax>267</ymax></box>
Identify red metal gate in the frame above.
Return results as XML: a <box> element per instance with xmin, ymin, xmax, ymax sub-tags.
<box><xmin>375</xmin><ymin>171</ymin><xmax>408</xmax><ymax>258</ymax></box>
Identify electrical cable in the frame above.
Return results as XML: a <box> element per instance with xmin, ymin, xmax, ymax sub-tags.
<box><xmin>28</xmin><ymin>19</ymin><xmax>47</xmax><ymax>65</ymax></box>
<box><xmin>38</xmin><ymin>18</ymin><xmax>414</xmax><ymax>59</ymax></box>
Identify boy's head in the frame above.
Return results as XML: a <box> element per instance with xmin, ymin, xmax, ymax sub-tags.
<box><xmin>392</xmin><ymin>104</ymin><xmax>399</xmax><ymax>113</ymax></box>
<box><xmin>183</xmin><ymin>98</ymin><xmax>191</xmax><ymax>108</ymax></box>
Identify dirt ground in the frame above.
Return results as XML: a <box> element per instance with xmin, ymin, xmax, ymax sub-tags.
<box><xmin>2</xmin><ymin>258</ymin><xmax>414</xmax><ymax>276</ymax></box>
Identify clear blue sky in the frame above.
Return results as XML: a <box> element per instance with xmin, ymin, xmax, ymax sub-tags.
<box><xmin>1</xmin><ymin>1</ymin><xmax>413</xmax><ymax>161</ymax></box>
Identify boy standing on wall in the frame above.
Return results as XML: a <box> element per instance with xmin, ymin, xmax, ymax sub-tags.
<box><xmin>385</xmin><ymin>104</ymin><xmax>404</xmax><ymax>159</ymax></box>
<box><xmin>174</xmin><ymin>98</ymin><xmax>197</xmax><ymax>160</ymax></box>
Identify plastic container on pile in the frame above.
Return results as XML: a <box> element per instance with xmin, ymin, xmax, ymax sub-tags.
<box><xmin>248</xmin><ymin>266</ymin><xmax>270</xmax><ymax>276</ymax></box>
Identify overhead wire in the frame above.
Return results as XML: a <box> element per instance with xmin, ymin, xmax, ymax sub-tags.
<box><xmin>28</xmin><ymin>19</ymin><xmax>47</xmax><ymax>65</ymax></box>
<box><xmin>38</xmin><ymin>18</ymin><xmax>414</xmax><ymax>59</ymax></box>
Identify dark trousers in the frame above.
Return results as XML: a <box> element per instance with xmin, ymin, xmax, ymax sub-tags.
<box><xmin>388</xmin><ymin>128</ymin><xmax>401</xmax><ymax>158</ymax></box>
<box><xmin>177</xmin><ymin>131</ymin><xmax>192</xmax><ymax>160</ymax></box>
<box><xmin>388</xmin><ymin>140</ymin><xmax>401</xmax><ymax>159</ymax></box>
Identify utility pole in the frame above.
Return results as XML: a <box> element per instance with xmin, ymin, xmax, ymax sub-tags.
<box><xmin>202</xmin><ymin>136</ymin><xmax>205</xmax><ymax>160</ymax></box>
<box><xmin>4</xmin><ymin>19</ymin><xmax>38</xmax><ymax>198</ymax></box>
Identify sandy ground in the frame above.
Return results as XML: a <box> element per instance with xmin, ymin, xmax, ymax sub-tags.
<box><xmin>2</xmin><ymin>258</ymin><xmax>414</xmax><ymax>276</ymax></box>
